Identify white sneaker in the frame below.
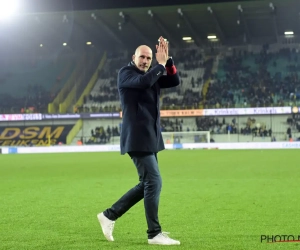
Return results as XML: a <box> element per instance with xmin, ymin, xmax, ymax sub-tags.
<box><xmin>148</xmin><ymin>232</ymin><xmax>180</xmax><ymax>245</ymax></box>
<box><xmin>97</xmin><ymin>212</ymin><xmax>115</xmax><ymax>242</ymax></box>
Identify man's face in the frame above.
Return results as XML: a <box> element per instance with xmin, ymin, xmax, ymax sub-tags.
<box><xmin>132</xmin><ymin>47</ymin><xmax>152</xmax><ymax>72</ymax></box>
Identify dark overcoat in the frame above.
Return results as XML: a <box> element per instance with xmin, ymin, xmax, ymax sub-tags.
<box><xmin>117</xmin><ymin>59</ymin><xmax>180</xmax><ymax>155</ymax></box>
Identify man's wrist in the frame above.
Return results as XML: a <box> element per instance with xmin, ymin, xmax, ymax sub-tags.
<box><xmin>158</xmin><ymin>63</ymin><xmax>166</xmax><ymax>68</ymax></box>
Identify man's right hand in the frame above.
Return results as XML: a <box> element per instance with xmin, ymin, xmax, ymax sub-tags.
<box><xmin>156</xmin><ymin>39</ymin><xmax>168</xmax><ymax>66</ymax></box>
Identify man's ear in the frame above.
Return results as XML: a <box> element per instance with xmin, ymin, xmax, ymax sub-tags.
<box><xmin>132</xmin><ymin>54</ymin><xmax>135</xmax><ymax>61</ymax></box>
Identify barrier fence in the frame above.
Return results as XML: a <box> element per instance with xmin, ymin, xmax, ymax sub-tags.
<box><xmin>0</xmin><ymin>106</ymin><xmax>299</xmax><ymax>121</ymax></box>
<box><xmin>1</xmin><ymin>142</ymin><xmax>300</xmax><ymax>155</ymax></box>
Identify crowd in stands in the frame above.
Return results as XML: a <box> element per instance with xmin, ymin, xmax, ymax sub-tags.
<box><xmin>160</xmin><ymin>118</ymin><xmax>184</xmax><ymax>132</ymax></box>
<box><xmin>81</xmin><ymin>45</ymin><xmax>300</xmax><ymax>113</ymax></box>
<box><xmin>157</xmin><ymin>116</ymin><xmax>274</xmax><ymax>139</ymax></box>
<box><xmin>175</xmin><ymin>49</ymin><xmax>204</xmax><ymax>70</ymax></box>
<box><xmin>289</xmin><ymin>113</ymin><xmax>300</xmax><ymax>132</ymax></box>
<box><xmin>86</xmin><ymin>125</ymin><xmax>120</xmax><ymax>145</ymax></box>
<box><xmin>78</xmin><ymin>113</ymin><xmax>300</xmax><ymax>145</ymax></box>
<box><xmin>3</xmin><ymin>45</ymin><xmax>300</xmax><ymax>114</ymax></box>
<box><xmin>81</xmin><ymin>49</ymin><xmax>211</xmax><ymax>113</ymax></box>
<box><xmin>77</xmin><ymin>52</ymin><xmax>127</xmax><ymax>113</ymax></box>
<box><xmin>193</xmin><ymin>116</ymin><xmax>274</xmax><ymax>139</ymax></box>
<box><xmin>0</xmin><ymin>53</ymin><xmax>56</xmax><ymax>113</ymax></box>
<box><xmin>0</xmin><ymin>84</ymin><xmax>52</xmax><ymax>114</ymax></box>
<box><xmin>240</xmin><ymin>117</ymin><xmax>272</xmax><ymax>137</ymax></box>
<box><xmin>205</xmin><ymin>45</ymin><xmax>300</xmax><ymax>109</ymax></box>
<box><xmin>0</xmin><ymin>50</ymin><xmax>101</xmax><ymax>114</ymax></box>
<box><xmin>88</xmin><ymin>84</ymin><xmax>118</xmax><ymax>103</ymax></box>
<box><xmin>159</xmin><ymin>53</ymin><xmax>213</xmax><ymax>110</ymax></box>
<box><xmin>196</xmin><ymin>117</ymin><xmax>227</xmax><ymax>133</ymax></box>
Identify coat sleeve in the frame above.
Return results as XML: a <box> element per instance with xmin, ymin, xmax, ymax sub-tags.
<box><xmin>157</xmin><ymin>71</ymin><xmax>180</xmax><ymax>89</ymax></box>
<box><xmin>118</xmin><ymin>64</ymin><xmax>166</xmax><ymax>89</ymax></box>
<box><xmin>157</xmin><ymin>58</ymin><xmax>180</xmax><ymax>89</ymax></box>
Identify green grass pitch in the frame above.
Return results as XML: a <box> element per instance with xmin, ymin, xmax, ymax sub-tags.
<box><xmin>0</xmin><ymin>150</ymin><xmax>299</xmax><ymax>250</ymax></box>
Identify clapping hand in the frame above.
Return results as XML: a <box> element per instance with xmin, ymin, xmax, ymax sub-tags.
<box><xmin>156</xmin><ymin>36</ymin><xmax>169</xmax><ymax>58</ymax></box>
<box><xmin>155</xmin><ymin>36</ymin><xmax>168</xmax><ymax>66</ymax></box>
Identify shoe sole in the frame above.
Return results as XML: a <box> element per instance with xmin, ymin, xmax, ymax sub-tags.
<box><xmin>148</xmin><ymin>242</ymin><xmax>181</xmax><ymax>245</ymax></box>
<box><xmin>148</xmin><ymin>239</ymin><xmax>180</xmax><ymax>245</ymax></box>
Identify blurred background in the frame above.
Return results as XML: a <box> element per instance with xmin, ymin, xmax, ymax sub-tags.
<box><xmin>0</xmin><ymin>0</ymin><xmax>300</xmax><ymax>145</ymax></box>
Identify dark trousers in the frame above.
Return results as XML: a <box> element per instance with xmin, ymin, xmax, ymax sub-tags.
<box><xmin>103</xmin><ymin>152</ymin><xmax>162</xmax><ymax>239</ymax></box>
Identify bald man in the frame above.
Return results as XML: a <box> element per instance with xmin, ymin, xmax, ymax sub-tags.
<box><xmin>97</xmin><ymin>37</ymin><xmax>181</xmax><ymax>245</ymax></box>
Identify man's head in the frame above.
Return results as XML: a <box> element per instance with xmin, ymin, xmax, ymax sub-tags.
<box><xmin>132</xmin><ymin>45</ymin><xmax>152</xmax><ymax>72</ymax></box>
